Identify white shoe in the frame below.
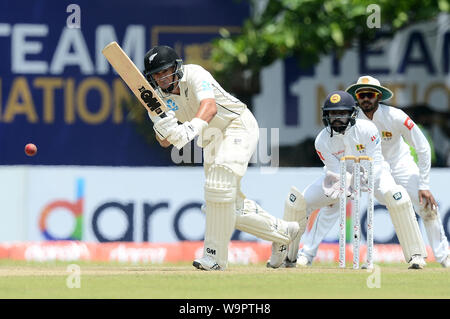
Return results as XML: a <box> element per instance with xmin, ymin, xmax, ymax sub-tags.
<box><xmin>440</xmin><ymin>255</ymin><xmax>450</xmax><ymax>268</ymax></box>
<box><xmin>408</xmin><ymin>255</ymin><xmax>426</xmax><ymax>269</ymax></box>
<box><xmin>267</xmin><ymin>222</ymin><xmax>300</xmax><ymax>269</ymax></box>
<box><xmin>193</xmin><ymin>256</ymin><xmax>222</xmax><ymax>271</ymax></box>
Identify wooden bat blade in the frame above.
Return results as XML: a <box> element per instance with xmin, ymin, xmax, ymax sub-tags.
<box><xmin>102</xmin><ymin>41</ymin><xmax>167</xmax><ymax>117</ymax></box>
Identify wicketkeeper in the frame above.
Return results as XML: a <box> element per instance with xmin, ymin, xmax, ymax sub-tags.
<box><xmin>267</xmin><ymin>90</ymin><xmax>428</xmax><ymax>269</ymax></box>
<box><xmin>143</xmin><ymin>45</ymin><xmax>300</xmax><ymax>270</ymax></box>
<box><xmin>297</xmin><ymin>76</ymin><xmax>449</xmax><ymax>268</ymax></box>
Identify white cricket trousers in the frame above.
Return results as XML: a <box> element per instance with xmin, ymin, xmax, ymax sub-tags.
<box><xmin>203</xmin><ymin>108</ymin><xmax>259</xmax><ymax>177</ymax></box>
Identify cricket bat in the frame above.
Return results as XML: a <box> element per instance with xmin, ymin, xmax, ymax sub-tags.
<box><xmin>102</xmin><ymin>41</ymin><xmax>167</xmax><ymax>117</ymax></box>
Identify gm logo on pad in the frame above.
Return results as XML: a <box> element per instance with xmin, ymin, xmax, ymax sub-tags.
<box><xmin>393</xmin><ymin>192</ymin><xmax>402</xmax><ymax>200</ymax></box>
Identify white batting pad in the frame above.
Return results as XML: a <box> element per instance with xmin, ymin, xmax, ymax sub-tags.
<box><xmin>384</xmin><ymin>185</ymin><xmax>427</xmax><ymax>262</ymax></box>
<box><xmin>203</xmin><ymin>164</ymin><xmax>237</xmax><ymax>270</ymax></box>
<box><xmin>235</xmin><ymin>199</ymin><xmax>291</xmax><ymax>244</ymax></box>
<box><xmin>283</xmin><ymin>186</ymin><xmax>307</xmax><ymax>262</ymax></box>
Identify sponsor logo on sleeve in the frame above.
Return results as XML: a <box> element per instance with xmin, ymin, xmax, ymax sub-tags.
<box><xmin>404</xmin><ymin>117</ymin><xmax>415</xmax><ymax>130</ymax></box>
<box><xmin>200</xmin><ymin>81</ymin><xmax>212</xmax><ymax>91</ymax></box>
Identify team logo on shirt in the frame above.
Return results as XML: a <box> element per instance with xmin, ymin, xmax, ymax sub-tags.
<box><xmin>381</xmin><ymin>131</ymin><xmax>392</xmax><ymax>141</ymax></box>
<box><xmin>356</xmin><ymin>144</ymin><xmax>365</xmax><ymax>152</ymax></box>
<box><xmin>166</xmin><ymin>99</ymin><xmax>179</xmax><ymax>111</ymax></box>
<box><xmin>404</xmin><ymin>117</ymin><xmax>415</xmax><ymax>130</ymax></box>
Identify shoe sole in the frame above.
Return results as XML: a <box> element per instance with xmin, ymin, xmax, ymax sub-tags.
<box><xmin>408</xmin><ymin>263</ymin><xmax>423</xmax><ymax>269</ymax></box>
<box><xmin>193</xmin><ymin>260</ymin><xmax>222</xmax><ymax>271</ymax></box>
<box><xmin>283</xmin><ymin>258</ymin><xmax>297</xmax><ymax>268</ymax></box>
<box><xmin>266</xmin><ymin>262</ymin><xmax>280</xmax><ymax>269</ymax></box>
<box><xmin>193</xmin><ymin>261</ymin><xmax>206</xmax><ymax>270</ymax></box>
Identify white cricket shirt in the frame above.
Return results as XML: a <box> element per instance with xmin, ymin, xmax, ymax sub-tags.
<box><xmin>314</xmin><ymin>119</ymin><xmax>385</xmax><ymax>179</ymax></box>
<box><xmin>358</xmin><ymin>104</ymin><xmax>431</xmax><ymax>190</ymax></box>
<box><xmin>161</xmin><ymin>64</ymin><xmax>247</xmax><ymax>132</ymax></box>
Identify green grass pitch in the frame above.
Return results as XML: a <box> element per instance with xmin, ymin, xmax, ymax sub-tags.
<box><xmin>0</xmin><ymin>260</ymin><xmax>449</xmax><ymax>299</ymax></box>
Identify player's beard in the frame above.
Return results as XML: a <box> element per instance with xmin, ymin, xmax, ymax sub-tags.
<box><xmin>359</xmin><ymin>100</ymin><xmax>377</xmax><ymax>113</ymax></box>
<box><xmin>330</xmin><ymin>119</ymin><xmax>348</xmax><ymax>134</ymax></box>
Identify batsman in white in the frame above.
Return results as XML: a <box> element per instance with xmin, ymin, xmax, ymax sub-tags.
<box><xmin>296</xmin><ymin>76</ymin><xmax>450</xmax><ymax>268</ymax></box>
<box><xmin>268</xmin><ymin>90</ymin><xmax>428</xmax><ymax>269</ymax></box>
<box><xmin>142</xmin><ymin>45</ymin><xmax>300</xmax><ymax>270</ymax></box>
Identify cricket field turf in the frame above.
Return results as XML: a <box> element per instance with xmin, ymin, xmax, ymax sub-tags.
<box><xmin>0</xmin><ymin>260</ymin><xmax>449</xmax><ymax>299</ymax></box>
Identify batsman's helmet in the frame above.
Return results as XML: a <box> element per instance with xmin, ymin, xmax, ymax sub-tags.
<box><xmin>322</xmin><ymin>90</ymin><xmax>358</xmax><ymax>135</ymax></box>
<box><xmin>143</xmin><ymin>45</ymin><xmax>183</xmax><ymax>94</ymax></box>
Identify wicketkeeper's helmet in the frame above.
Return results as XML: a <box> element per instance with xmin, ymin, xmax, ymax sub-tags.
<box><xmin>321</xmin><ymin>90</ymin><xmax>358</xmax><ymax>135</ymax></box>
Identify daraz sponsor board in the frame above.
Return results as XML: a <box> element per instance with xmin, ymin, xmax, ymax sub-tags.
<box><xmin>0</xmin><ymin>166</ymin><xmax>449</xmax><ymax>245</ymax></box>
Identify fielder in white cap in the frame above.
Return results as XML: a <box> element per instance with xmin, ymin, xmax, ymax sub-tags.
<box><xmin>143</xmin><ymin>45</ymin><xmax>300</xmax><ymax>271</ymax></box>
<box><xmin>297</xmin><ymin>76</ymin><xmax>450</xmax><ymax>268</ymax></box>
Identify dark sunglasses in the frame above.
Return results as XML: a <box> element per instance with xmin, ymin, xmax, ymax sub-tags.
<box><xmin>355</xmin><ymin>91</ymin><xmax>380</xmax><ymax>99</ymax></box>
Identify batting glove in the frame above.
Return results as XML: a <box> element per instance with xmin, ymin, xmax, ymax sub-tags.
<box><xmin>148</xmin><ymin>110</ymin><xmax>178</xmax><ymax>140</ymax></box>
<box><xmin>167</xmin><ymin>118</ymin><xmax>208</xmax><ymax>149</ymax></box>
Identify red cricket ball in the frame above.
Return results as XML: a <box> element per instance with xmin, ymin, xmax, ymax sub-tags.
<box><xmin>25</xmin><ymin>143</ymin><xmax>37</xmax><ymax>156</ymax></box>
